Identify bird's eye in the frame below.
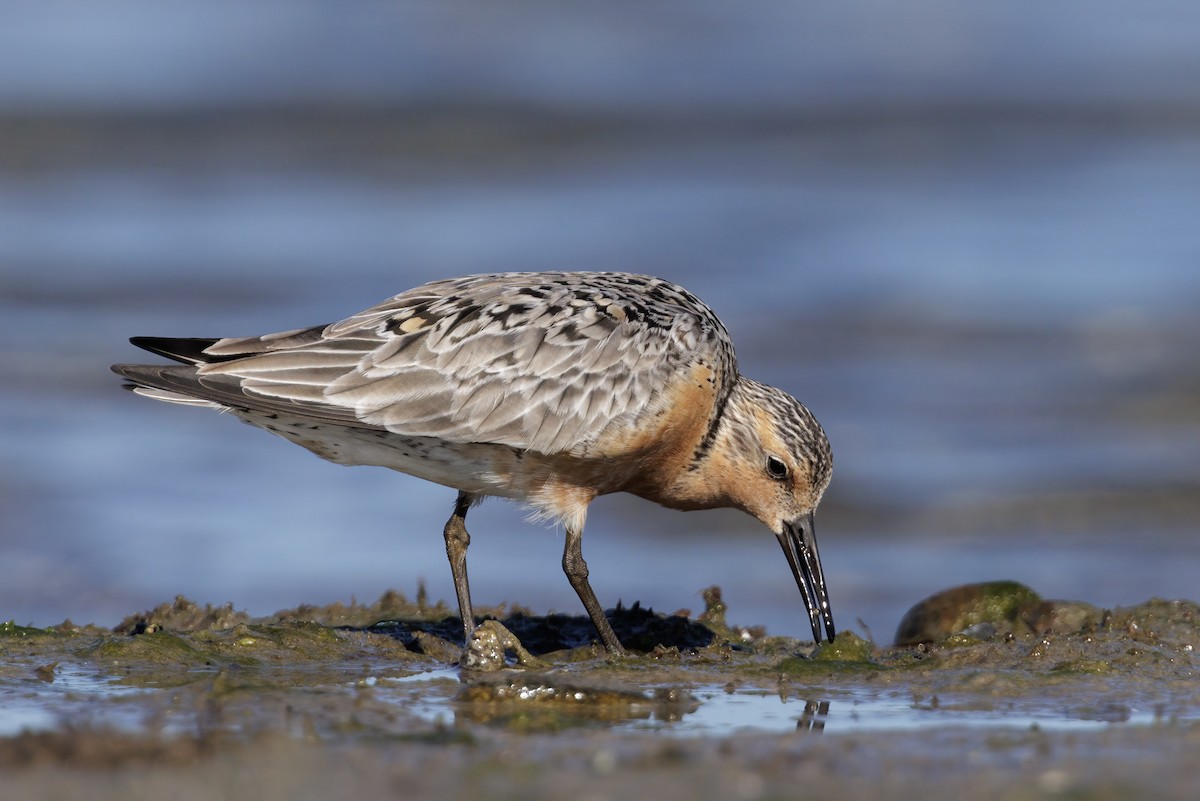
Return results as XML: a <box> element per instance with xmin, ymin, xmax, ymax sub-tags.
<box><xmin>765</xmin><ymin>456</ymin><xmax>789</xmax><ymax>480</ymax></box>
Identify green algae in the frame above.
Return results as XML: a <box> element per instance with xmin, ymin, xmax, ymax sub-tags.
<box><xmin>0</xmin><ymin>621</ymin><xmax>54</xmax><ymax>638</ymax></box>
<box><xmin>87</xmin><ymin>630</ymin><xmax>221</xmax><ymax>666</ymax></box>
<box><xmin>83</xmin><ymin>621</ymin><xmax>411</xmax><ymax>671</ymax></box>
<box><xmin>771</xmin><ymin>631</ymin><xmax>879</xmax><ymax>676</ymax></box>
<box><xmin>1050</xmin><ymin>659</ymin><xmax>1117</xmax><ymax>674</ymax></box>
<box><xmin>773</xmin><ymin>655</ymin><xmax>881</xmax><ymax>677</ymax></box>
<box><xmin>811</xmin><ymin>631</ymin><xmax>875</xmax><ymax>662</ymax></box>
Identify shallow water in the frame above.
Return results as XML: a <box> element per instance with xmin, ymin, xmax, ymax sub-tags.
<box><xmin>0</xmin><ymin>665</ymin><xmax>151</xmax><ymax>736</ymax></box>
<box><xmin>1</xmin><ymin>2</ymin><xmax>1199</xmax><ymax>644</ymax></box>
<box><xmin>392</xmin><ymin>671</ymin><xmax>1175</xmax><ymax>736</ymax></box>
<box><xmin>0</xmin><ymin>661</ymin><xmax>1184</xmax><ymax>741</ymax></box>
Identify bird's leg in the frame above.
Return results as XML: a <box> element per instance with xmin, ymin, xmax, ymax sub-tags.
<box><xmin>562</xmin><ymin>526</ymin><xmax>624</xmax><ymax>654</ymax></box>
<box><xmin>443</xmin><ymin>492</ymin><xmax>476</xmax><ymax>642</ymax></box>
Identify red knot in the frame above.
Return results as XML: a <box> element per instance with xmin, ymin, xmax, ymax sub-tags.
<box><xmin>112</xmin><ymin>272</ymin><xmax>835</xmax><ymax>652</ymax></box>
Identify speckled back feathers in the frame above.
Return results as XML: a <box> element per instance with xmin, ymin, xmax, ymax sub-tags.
<box><xmin>199</xmin><ymin>272</ymin><xmax>738</xmax><ymax>456</ymax></box>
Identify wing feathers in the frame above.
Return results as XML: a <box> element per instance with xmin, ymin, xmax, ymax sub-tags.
<box><xmin>120</xmin><ymin>273</ymin><xmax>737</xmax><ymax>456</ymax></box>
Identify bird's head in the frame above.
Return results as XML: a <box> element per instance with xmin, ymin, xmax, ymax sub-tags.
<box><xmin>710</xmin><ymin>378</ymin><xmax>835</xmax><ymax>643</ymax></box>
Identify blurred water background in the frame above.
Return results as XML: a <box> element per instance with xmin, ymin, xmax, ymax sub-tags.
<box><xmin>2</xmin><ymin>1</ymin><xmax>1198</xmax><ymax>643</ymax></box>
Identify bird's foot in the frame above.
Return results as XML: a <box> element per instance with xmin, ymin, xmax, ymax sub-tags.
<box><xmin>460</xmin><ymin>620</ymin><xmax>547</xmax><ymax>672</ymax></box>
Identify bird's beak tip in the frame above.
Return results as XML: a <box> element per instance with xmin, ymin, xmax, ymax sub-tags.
<box><xmin>776</xmin><ymin>513</ymin><xmax>836</xmax><ymax>645</ymax></box>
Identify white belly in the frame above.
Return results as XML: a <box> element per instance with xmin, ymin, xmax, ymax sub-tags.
<box><xmin>237</xmin><ymin>409</ymin><xmax>527</xmax><ymax>501</ymax></box>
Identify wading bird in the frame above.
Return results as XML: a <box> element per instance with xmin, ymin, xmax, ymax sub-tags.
<box><xmin>112</xmin><ymin>272</ymin><xmax>835</xmax><ymax>653</ymax></box>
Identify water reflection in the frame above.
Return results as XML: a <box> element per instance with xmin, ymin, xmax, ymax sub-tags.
<box><xmin>450</xmin><ymin>675</ymin><xmax>701</xmax><ymax>730</ymax></box>
<box><xmin>623</xmin><ymin>688</ymin><xmax>1172</xmax><ymax>736</ymax></box>
<box><xmin>795</xmin><ymin>700</ymin><xmax>830</xmax><ymax>734</ymax></box>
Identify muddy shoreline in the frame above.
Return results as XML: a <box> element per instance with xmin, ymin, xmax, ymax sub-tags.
<box><xmin>2</xmin><ymin>587</ymin><xmax>1197</xmax><ymax>800</ymax></box>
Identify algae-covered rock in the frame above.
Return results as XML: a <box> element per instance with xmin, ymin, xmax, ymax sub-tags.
<box><xmin>894</xmin><ymin>581</ymin><xmax>1042</xmax><ymax>645</ymax></box>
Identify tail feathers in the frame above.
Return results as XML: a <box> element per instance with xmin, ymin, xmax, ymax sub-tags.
<box><xmin>129</xmin><ymin>385</ymin><xmax>223</xmax><ymax>407</ymax></box>
<box><xmin>110</xmin><ymin>362</ymin><xmax>368</xmax><ymax>428</ymax></box>
<box><xmin>111</xmin><ymin>363</ymin><xmax>229</xmax><ymax>407</ymax></box>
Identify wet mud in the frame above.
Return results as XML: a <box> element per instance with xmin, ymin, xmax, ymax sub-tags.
<box><xmin>1</xmin><ymin>584</ymin><xmax>1198</xmax><ymax>800</ymax></box>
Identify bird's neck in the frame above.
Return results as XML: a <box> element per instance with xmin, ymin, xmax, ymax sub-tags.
<box><xmin>637</xmin><ymin>377</ymin><xmax>758</xmax><ymax>513</ymax></box>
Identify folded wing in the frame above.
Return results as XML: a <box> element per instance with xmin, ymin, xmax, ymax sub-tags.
<box><xmin>191</xmin><ymin>273</ymin><xmax>732</xmax><ymax>455</ymax></box>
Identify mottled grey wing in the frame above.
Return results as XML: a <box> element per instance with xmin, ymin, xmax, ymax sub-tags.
<box><xmin>198</xmin><ymin>274</ymin><xmax>724</xmax><ymax>455</ymax></box>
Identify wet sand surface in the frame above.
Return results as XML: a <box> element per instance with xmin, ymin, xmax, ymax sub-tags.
<box><xmin>2</xmin><ymin>587</ymin><xmax>1197</xmax><ymax>800</ymax></box>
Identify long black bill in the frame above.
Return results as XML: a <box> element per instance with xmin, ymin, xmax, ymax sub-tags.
<box><xmin>775</xmin><ymin>510</ymin><xmax>836</xmax><ymax>643</ymax></box>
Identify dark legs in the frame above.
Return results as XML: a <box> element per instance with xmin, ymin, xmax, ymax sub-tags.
<box><xmin>563</xmin><ymin>526</ymin><xmax>624</xmax><ymax>654</ymax></box>
<box><xmin>445</xmin><ymin>492</ymin><xmax>623</xmax><ymax>655</ymax></box>
<box><xmin>443</xmin><ymin>491</ymin><xmax>475</xmax><ymax>642</ymax></box>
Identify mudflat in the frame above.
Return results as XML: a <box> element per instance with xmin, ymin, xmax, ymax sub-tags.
<box><xmin>1</xmin><ymin>586</ymin><xmax>1197</xmax><ymax>801</ymax></box>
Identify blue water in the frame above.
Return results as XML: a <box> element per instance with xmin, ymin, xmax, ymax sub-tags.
<box><xmin>1</xmin><ymin>2</ymin><xmax>1198</xmax><ymax>643</ymax></box>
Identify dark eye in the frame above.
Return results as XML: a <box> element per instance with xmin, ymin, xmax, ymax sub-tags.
<box><xmin>766</xmin><ymin>456</ymin><xmax>789</xmax><ymax>481</ymax></box>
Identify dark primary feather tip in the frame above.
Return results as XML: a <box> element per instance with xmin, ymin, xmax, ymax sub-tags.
<box><xmin>129</xmin><ymin>336</ymin><xmax>223</xmax><ymax>365</ymax></box>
